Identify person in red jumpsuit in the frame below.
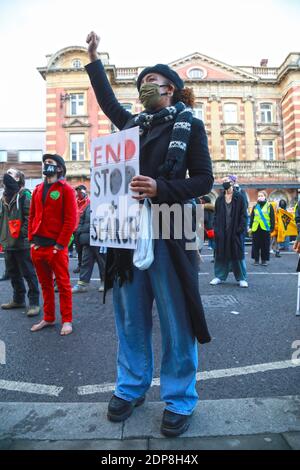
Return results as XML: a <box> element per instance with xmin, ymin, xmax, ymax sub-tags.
<box><xmin>28</xmin><ymin>154</ymin><xmax>77</xmax><ymax>336</ymax></box>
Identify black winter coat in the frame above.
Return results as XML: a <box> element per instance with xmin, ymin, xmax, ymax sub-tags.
<box><xmin>214</xmin><ymin>191</ymin><xmax>247</xmax><ymax>262</ymax></box>
<box><xmin>85</xmin><ymin>60</ymin><xmax>214</xmax><ymax>344</ymax></box>
<box><xmin>77</xmin><ymin>204</ymin><xmax>91</xmax><ymax>246</ymax></box>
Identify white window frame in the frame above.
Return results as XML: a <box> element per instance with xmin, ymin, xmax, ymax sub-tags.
<box><xmin>260</xmin><ymin>103</ymin><xmax>273</xmax><ymax>123</ymax></box>
<box><xmin>0</xmin><ymin>150</ymin><xmax>7</xmax><ymax>162</ymax></box>
<box><xmin>72</xmin><ymin>59</ymin><xmax>82</xmax><ymax>69</ymax></box>
<box><xmin>70</xmin><ymin>93</ymin><xmax>85</xmax><ymax>116</ymax></box>
<box><xmin>262</xmin><ymin>140</ymin><xmax>275</xmax><ymax>161</ymax></box>
<box><xmin>187</xmin><ymin>67</ymin><xmax>207</xmax><ymax>79</ymax></box>
<box><xmin>70</xmin><ymin>134</ymin><xmax>85</xmax><ymax>161</ymax></box>
<box><xmin>193</xmin><ymin>103</ymin><xmax>204</xmax><ymax>121</ymax></box>
<box><xmin>18</xmin><ymin>150</ymin><xmax>43</xmax><ymax>162</ymax></box>
<box><xmin>224</xmin><ymin>103</ymin><xmax>238</xmax><ymax>123</ymax></box>
<box><xmin>226</xmin><ymin>140</ymin><xmax>239</xmax><ymax>161</ymax></box>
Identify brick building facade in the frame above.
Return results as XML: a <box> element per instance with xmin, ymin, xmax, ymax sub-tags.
<box><xmin>37</xmin><ymin>46</ymin><xmax>300</xmax><ymax>207</ymax></box>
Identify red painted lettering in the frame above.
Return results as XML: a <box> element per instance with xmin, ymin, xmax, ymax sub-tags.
<box><xmin>125</xmin><ymin>139</ymin><xmax>136</xmax><ymax>161</ymax></box>
<box><xmin>94</xmin><ymin>146</ymin><xmax>103</xmax><ymax>167</ymax></box>
<box><xmin>106</xmin><ymin>143</ymin><xmax>121</xmax><ymax>163</ymax></box>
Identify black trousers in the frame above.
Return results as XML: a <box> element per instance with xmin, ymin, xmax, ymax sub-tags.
<box><xmin>5</xmin><ymin>249</ymin><xmax>40</xmax><ymax>305</ymax></box>
<box><xmin>74</xmin><ymin>232</ymin><xmax>83</xmax><ymax>267</ymax></box>
<box><xmin>252</xmin><ymin>227</ymin><xmax>271</xmax><ymax>262</ymax></box>
<box><xmin>79</xmin><ymin>246</ymin><xmax>106</xmax><ymax>283</ymax></box>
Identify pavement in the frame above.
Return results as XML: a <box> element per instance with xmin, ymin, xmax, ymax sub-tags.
<box><xmin>0</xmin><ymin>397</ymin><xmax>300</xmax><ymax>450</ymax></box>
<box><xmin>0</xmin><ymin>246</ymin><xmax>300</xmax><ymax>450</ymax></box>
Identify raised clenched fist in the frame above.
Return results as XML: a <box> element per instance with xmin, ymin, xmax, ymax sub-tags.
<box><xmin>86</xmin><ymin>31</ymin><xmax>100</xmax><ymax>61</ymax></box>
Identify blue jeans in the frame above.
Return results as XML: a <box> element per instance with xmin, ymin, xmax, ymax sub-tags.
<box><xmin>214</xmin><ymin>258</ymin><xmax>247</xmax><ymax>282</ymax></box>
<box><xmin>113</xmin><ymin>239</ymin><xmax>198</xmax><ymax>415</ymax></box>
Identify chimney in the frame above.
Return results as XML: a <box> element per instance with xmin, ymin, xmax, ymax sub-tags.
<box><xmin>260</xmin><ymin>59</ymin><xmax>268</xmax><ymax>67</ymax></box>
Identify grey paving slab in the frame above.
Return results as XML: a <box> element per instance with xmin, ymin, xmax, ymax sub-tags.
<box><xmin>149</xmin><ymin>434</ymin><xmax>291</xmax><ymax>451</ymax></box>
<box><xmin>4</xmin><ymin>439</ymin><xmax>148</xmax><ymax>451</ymax></box>
<box><xmin>123</xmin><ymin>396</ymin><xmax>300</xmax><ymax>439</ymax></box>
<box><xmin>282</xmin><ymin>432</ymin><xmax>300</xmax><ymax>450</ymax></box>
<box><xmin>0</xmin><ymin>403</ymin><xmax>122</xmax><ymax>440</ymax></box>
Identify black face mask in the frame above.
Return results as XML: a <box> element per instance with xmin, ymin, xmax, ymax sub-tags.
<box><xmin>43</xmin><ymin>163</ymin><xmax>58</xmax><ymax>177</ymax></box>
<box><xmin>3</xmin><ymin>173</ymin><xmax>20</xmax><ymax>193</ymax></box>
<box><xmin>223</xmin><ymin>182</ymin><xmax>231</xmax><ymax>191</ymax></box>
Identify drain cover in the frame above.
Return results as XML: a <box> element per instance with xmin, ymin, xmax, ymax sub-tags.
<box><xmin>201</xmin><ymin>295</ymin><xmax>238</xmax><ymax>308</ymax></box>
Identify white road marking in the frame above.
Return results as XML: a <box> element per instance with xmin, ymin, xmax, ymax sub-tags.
<box><xmin>0</xmin><ymin>379</ymin><xmax>63</xmax><ymax>397</ymax></box>
<box><xmin>77</xmin><ymin>359</ymin><xmax>300</xmax><ymax>396</ymax></box>
<box><xmin>198</xmin><ymin>273</ymin><xmax>299</xmax><ymax>276</ymax></box>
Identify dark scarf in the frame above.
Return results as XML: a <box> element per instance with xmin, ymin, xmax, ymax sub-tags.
<box><xmin>134</xmin><ymin>101</ymin><xmax>194</xmax><ymax>179</ymax></box>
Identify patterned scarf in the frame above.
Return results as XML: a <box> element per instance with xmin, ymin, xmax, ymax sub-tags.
<box><xmin>134</xmin><ymin>101</ymin><xmax>194</xmax><ymax>179</ymax></box>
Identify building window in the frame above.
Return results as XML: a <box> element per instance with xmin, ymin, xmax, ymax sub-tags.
<box><xmin>19</xmin><ymin>150</ymin><xmax>43</xmax><ymax>162</ymax></box>
<box><xmin>224</xmin><ymin>103</ymin><xmax>238</xmax><ymax>123</ymax></box>
<box><xmin>70</xmin><ymin>134</ymin><xmax>85</xmax><ymax>161</ymax></box>
<box><xmin>260</xmin><ymin>103</ymin><xmax>273</xmax><ymax>123</ymax></box>
<box><xmin>72</xmin><ymin>59</ymin><xmax>82</xmax><ymax>69</ymax></box>
<box><xmin>70</xmin><ymin>93</ymin><xmax>84</xmax><ymax>116</ymax></box>
<box><xmin>187</xmin><ymin>67</ymin><xmax>206</xmax><ymax>79</ymax></box>
<box><xmin>193</xmin><ymin>103</ymin><xmax>204</xmax><ymax>121</ymax></box>
<box><xmin>0</xmin><ymin>150</ymin><xmax>7</xmax><ymax>162</ymax></box>
<box><xmin>226</xmin><ymin>140</ymin><xmax>239</xmax><ymax>160</ymax></box>
<box><xmin>262</xmin><ymin>140</ymin><xmax>275</xmax><ymax>160</ymax></box>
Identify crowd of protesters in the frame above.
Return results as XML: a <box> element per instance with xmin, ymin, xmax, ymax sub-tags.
<box><xmin>0</xmin><ymin>155</ymin><xmax>106</xmax><ymax>336</ymax></box>
<box><xmin>0</xmin><ymin>31</ymin><xmax>299</xmax><ymax>437</ymax></box>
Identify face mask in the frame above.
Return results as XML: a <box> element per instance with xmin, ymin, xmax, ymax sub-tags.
<box><xmin>139</xmin><ymin>83</ymin><xmax>168</xmax><ymax>110</ymax></box>
<box><xmin>258</xmin><ymin>197</ymin><xmax>266</xmax><ymax>202</ymax></box>
<box><xmin>3</xmin><ymin>173</ymin><xmax>20</xmax><ymax>193</ymax></box>
<box><xmin>43</xmin><ymin>163</ymin><xmax>58</xmax><ymax>177</ymax></box>
<box><xmin>222</xmin><ymin>182</ymin><xmax>231</xmax><ymax>191</ymax></box>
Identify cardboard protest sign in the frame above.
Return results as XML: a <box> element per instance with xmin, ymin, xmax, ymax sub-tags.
<box><xmin>90</xmin><ymin>127</ymin><xmax>140</xmax><ymax>249</ymax></box>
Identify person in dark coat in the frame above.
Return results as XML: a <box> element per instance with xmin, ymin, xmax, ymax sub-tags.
<box><xmin>85</xmin><ymin>31</ymin><xmax>214</xmax><ymax>437</ymax></box>
<box><xmin>72</xmin><ymin>203</ymin><xmax>106</xmax><ymax>293</ymax></box>
<box><xmin>200</xmin><ymin>195</ymin><xmax>215</xmax><ymax>251</ymax></box>
<box><xmin>0</xmin><ymin>168</ymin><xmax>40</xmax><ymax>316</ymax></box>
<box><xmin>249</xmin><ymin>191</ymin><xmax>275</xmax><ymax>266</ymax></box>
<box><xmin>210</xmin><ymin>176</ymin><xmax>248</xmax><ymax>287</ymax></box>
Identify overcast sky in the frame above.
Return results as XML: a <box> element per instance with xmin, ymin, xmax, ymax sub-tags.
<box><xmin>0</xmin><ymin>0</ymin><xmax>299</xmax><ymax>127</ymax></box>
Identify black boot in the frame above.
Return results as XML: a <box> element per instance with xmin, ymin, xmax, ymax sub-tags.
<box><xmin>107</xmin><ymin>395</ymin><xmax>145</xmax><ymax>422</ymax></box>
<box><xmin>161</xmin><ymin>409</ymin><xmax>192</xmax><ymax>437</ymax></box>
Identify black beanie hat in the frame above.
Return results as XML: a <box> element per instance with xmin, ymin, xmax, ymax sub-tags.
<box><xmin>43</xmin><ymin>153</ymin><xmax>66</xmax><ymax>176</ymax></box>
<box><xmin>137</xmin><ymin>64</ymin><xmax>184</xmax><ymax>91</ymax></box>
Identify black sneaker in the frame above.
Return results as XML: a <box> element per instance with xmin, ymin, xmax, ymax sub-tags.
<box><xmin>161</xmin><ymin>409</ymin><xmax>192</xmax><ymax>437</ymax></box>
<box><xmin>107</xmin><ymin>395</ymin><xmax>145</xmax><ymax>422</ymax></box>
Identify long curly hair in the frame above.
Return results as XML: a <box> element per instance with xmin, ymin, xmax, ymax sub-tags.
<box><xmin>172</xmin><ymin>87</ymin><xmax>195</xmax><ymax>108</ymax></box>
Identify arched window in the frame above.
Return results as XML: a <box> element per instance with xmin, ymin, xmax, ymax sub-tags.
<box><xmin>224</xmin><ymin>103</ymin><xmax>238</xmax><ymax>123</ymax></box>
<box><xmin>187</xmin><ymin>67</ymin><xmax>206</xmax><ymax>79</ymax></box>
